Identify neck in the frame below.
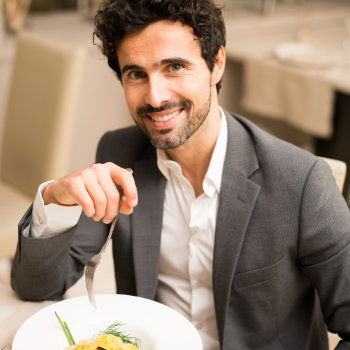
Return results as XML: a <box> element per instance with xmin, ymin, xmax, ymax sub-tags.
<box><xmin>166</xmin><ymin>104</ymin><xmax>222</xmax><ymax>197</ymax></box>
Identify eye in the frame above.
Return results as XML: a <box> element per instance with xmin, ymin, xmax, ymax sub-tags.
<box><xmin>129</xmin><ymin>70</ymin><xmax>146</xmax><ymax>80</ymax></box>
<box><xmin>169</xmin><ymin>63</ymin><xmax>184</xmax><ymax>72</ymax></box>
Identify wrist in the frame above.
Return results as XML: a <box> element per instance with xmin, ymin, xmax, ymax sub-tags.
<box><xmin>42</xmin><ymin>182</ymin><xmax>57</xmax><ymax>205</ymax></box>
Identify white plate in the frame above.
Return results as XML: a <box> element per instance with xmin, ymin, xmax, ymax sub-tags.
<box><xmin>12</xmin><ymin>294</ymin><xmax>203</xmax><ymax>350</ymax></box>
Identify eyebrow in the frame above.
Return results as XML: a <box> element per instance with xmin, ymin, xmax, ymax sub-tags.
<box><xmin>121</xmin><ymin>57</ymin><xmax>192</xmax><ymax>76</ymax></box>
<box><xmin>121</xmin><ymin>64</ymin><xmax>142</xmax><ymax>76</ymax></box>
<box><xmin>160</xmin><ymin>57</ymin><xmax>192</xmax><ymax>66</ymax></box>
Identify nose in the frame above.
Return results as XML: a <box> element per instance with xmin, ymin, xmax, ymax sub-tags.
<box><xmin>144</xmin><ymin>74</ymin><xmax>172</xmax><ymax>108</ymax></box>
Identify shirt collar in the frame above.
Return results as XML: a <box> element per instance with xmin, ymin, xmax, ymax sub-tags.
<box><xmin>157</xmin><ymin>107</ymin><xmax>228</xmax><ymax>197</ymax></box>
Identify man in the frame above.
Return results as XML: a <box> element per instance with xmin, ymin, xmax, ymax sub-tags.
<box><xmin>11</xmin><ymin>0</ymin><xmax>350</xmax><ymax>349</ymax></box>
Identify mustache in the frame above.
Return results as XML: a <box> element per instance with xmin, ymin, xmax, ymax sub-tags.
<box><xmin>136</xmin><ymin>100</ymin><xmax>191</xmax><ymax>117</ymax></box>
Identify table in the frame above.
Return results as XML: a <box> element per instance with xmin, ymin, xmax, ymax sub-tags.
<box><xmin>220</xmin><ymin>2</ymin><xmax>350</xmax><ymax>201</ymax></box>
<box><xmin>0</xmin><ymin>282</ymin><xmax>55</xmax><ymax>348</ymax></box>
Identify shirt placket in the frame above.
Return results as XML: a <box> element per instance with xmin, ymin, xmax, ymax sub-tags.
<box><xmin>188</xmin><ymin>193</ymin><xmax>211</xmax><ymax>332</ymax></box>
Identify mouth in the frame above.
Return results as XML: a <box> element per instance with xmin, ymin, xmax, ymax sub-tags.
<box><xmin>144</xmin><ymin>108</ymin><xmax>184</xmax><ymax>129</ymax></box>
<box><xmin>136</xmin><ymin>100</ymin><xmax>191</xmax><ymax>131</ymax></box>
<box><xmin>147</xmin><ymin>109</ymin><xmax>183</xmax><ymax>122</ymax></box>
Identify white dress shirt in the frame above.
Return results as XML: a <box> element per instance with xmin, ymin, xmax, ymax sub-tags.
<box><xmin>156</xmin><ymin>110</ymin><xmax>227</xmax><ymax>350</ymax></box>
<box><xmin>28</xmin><ymin>108</ymin><xmax>227</xmax><ymax>350</ymax></box>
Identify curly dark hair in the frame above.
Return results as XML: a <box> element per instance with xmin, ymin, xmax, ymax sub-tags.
<box><xmin>94</xmin><ymin>0</ymin><xmax>226</xmax><ymax>92</ymax></box>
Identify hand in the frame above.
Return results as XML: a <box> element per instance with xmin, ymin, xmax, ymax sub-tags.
<box><xmin>43</xmin><ymin>163</ymin><xmax>138</xmax><ymax>223</ymax></box>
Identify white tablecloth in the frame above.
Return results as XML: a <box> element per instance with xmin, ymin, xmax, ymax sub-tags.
<box><xmin>224</xmin><ymin>4</ymin><xmax>350</xmax><ymax>138</ymax></box>
<box><xmin>241</xmin><ymin>56</ymin><xmax>335</xmax><ymax>138</ymax></box>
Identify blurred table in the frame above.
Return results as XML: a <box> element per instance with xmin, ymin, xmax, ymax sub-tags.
<box><xmin>222</xmin><ymin>2</ymin><xmax>350</xmax><ymax>200</ymax></box>
<box><xmin>0</xmin><ymin>282</ymin><xmax>55</xmax><ymax>348</ymax></box>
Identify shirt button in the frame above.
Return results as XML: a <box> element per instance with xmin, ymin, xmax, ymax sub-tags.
<box><xmin>196</xmin><ymin>322</ymin><xmax>203</xmax><ymax>330</ymax></box>
<box><xmin>191</xmin><ymin>237</ymin><xmax>199</xmax><ymax>246</ymax></box>
<box><xmin>38</xmin><ymin>217</ymin><xmax>44</xmax><ymax>224</ymax></box>
<box><xmin>195</xmin><ymin>281</ymin><xmax>202</xmax><ymax>288</ymax></box>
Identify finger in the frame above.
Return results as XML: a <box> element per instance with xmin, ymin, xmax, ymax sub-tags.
<box><xmin>120</xmin><ymin>197</ymin><xmax>135</xmax><ymax>215</ymax></box>
<box><xmin>90</xmin><ymin>164</ymin><xmax>121</xmax><ymax>223</ymax></box>
<box><xmin>62</xmin><ymin>176</ymin><xmax>96</xmax><ymax>217</ymax></box>
<box><xmin>81</xmin><ymin>168</ymin><xmax>108</xmax><ymax>221</ymax></box>
<box><xmin>105</xmin><ymin>163</ymin><xmax>138</xmax><ymax>213</ymax></box>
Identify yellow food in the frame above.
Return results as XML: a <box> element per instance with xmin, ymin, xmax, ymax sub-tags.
<box><xmin>118</xmin><ymin>345</ymin><xmax>139</xmax><ymax>350</ymax></box>
<box><xmin>65</xmin><ymin>334</ymin><xmax>140</xmax><ymax>350</ymax></box>
<box><xmin>95</xmin><ymin>334</ymin><xmax>124</xmax><ymax>349</ymax></box>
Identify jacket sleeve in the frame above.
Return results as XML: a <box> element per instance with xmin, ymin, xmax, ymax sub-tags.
<box><xmin>9</xmin><ymin>130</ymin><xmax>127</xmax><ymax>301</ymax></box>
<box><xmin>298</xmin><ymin>159</ymin><xmax>350</xmax><ymax>349</ymax></box>
<box><xmin>11</xmin><ymin>204</ymin><xmax>110</xmax><ymax>301</ymax></box>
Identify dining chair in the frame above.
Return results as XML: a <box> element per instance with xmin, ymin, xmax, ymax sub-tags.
<box><xmin>316</xmin><ymin>156</ymin><xmax>347</xmax><ymax>349</ymax></box>
<box><xmin>319</xmin><ymin>157</ymin><xmax>347</xmax><ymax>193</ymax></box>
<box><xmin>0</xmin><ymin>30</ymin><xmax>86</xmax><ymax>260</ymax></box>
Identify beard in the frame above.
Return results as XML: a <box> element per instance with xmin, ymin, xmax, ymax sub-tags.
<box><xmin>133</xmin><ymin>93</ymin><xmax>211</xmax><ymax>150</ymax></box>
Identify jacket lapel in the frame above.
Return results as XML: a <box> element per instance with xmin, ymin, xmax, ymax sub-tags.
<box><xmin>131</xmin><ymin>154</ymin><xmax>166</xmax><ymax>300</ymax></box>
<box><xmin>213</xmin><ymin>111</ymin><xmax>261</xmax><ymax>345</ymax></box>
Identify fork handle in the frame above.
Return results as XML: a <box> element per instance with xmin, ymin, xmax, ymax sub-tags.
<box><xmin>99</xmin><ymin>168</ymin><xmax>132</xmax><ymax>254</ymax></box>
<box><xmin>99</xmin><ymin>186</ymin><xmax>123</xmax><ymax>255</ymax></box>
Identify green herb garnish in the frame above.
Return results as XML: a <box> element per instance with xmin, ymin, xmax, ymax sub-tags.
<box><xmin>55</xmin><ymin>312</ymin><xmax>76</xmax><ymax>346</ymax></box>
<box><xmin>100</xmin><ymin>322</ymin><xmax>142</xmax><ymax>347</ymax></box>
<box><xmin>55</xmin><ymin>312</ymin><xmax>141</xmax><ymax>348</ymax></box>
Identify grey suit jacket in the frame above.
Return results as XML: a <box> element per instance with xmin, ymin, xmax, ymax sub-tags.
<box><xmin>12</xmin><ymin>111</ymin><xmax>350</xmax><ymax>349</ymax></box>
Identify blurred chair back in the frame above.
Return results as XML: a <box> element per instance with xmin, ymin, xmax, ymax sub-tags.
<box><xmin>0</xmin><ymin>30</ymin><xmax>86</xmax><ymax>259</ymax></box>
<box><xmin>320</xmin><ymin>157</ymin><xmax>347</xmax><ymax>193</ymax></box>
<box><xmin>1</xmin><ymin>30</ymin><xmax>85</xmax><ymax>197</ymax></box>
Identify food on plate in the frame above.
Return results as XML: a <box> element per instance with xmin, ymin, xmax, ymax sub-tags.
<box><xmin>65</xmin><ymin>334</ymin><xmax>139</xmax><ymax>349</ymax></box>
<box><xmin>55</xmin><ymin>312</ymin><xmax>141</xmax><ymax>350</ymax></box>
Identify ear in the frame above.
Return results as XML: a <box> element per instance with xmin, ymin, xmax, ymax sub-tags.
<box><xmin>212</xmin><ymin>46</ymin><xmax>226</xmax><ymax>86</ymax></box>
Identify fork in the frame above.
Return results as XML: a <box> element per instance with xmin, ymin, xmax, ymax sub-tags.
<box><xmin>85</xmin><ymin>169</ymin><xmax>131</xmax><ymax>307</ymax></box>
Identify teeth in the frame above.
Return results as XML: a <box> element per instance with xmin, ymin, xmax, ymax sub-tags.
<box><xmin>150</xmin><ymin>110</ymin><xmax>180</xmax><ymax>122</ymax></box>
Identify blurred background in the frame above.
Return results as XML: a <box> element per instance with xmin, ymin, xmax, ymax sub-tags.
<box><xmin>0</xmin><ymin>0</ymin><xmax>349</xmax><ymax>224</ymax></box>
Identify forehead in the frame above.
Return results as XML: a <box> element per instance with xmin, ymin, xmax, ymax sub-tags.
<box><xmin>117</xmin><ymin>21</ymin><xmax>202</xmax><ymax>66</ymax></box>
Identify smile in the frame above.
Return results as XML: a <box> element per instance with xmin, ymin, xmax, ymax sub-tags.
<box><xmin>148</xmin><ymin>109</ymin><xmax>182</xmax><ymax>122</ymax></box>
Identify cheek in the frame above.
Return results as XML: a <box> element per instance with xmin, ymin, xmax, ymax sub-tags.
<box><xmin>184</xmin><ymin>70</ymin><xmax>211</xmax><ymax>92</ymax></box>
<box><xmin>174</xmin><ymin>76</ymin><xmax>207</xmax><ymax>99</ymax></box>
<box><xmin>124</xmin><ymin>85</ymin><xmax>144</xmax><ymax>112</ymax></box>
<box><xmin>182</xmin><ymin>75</ymin><xmax>211</xmax><ymax>102</ymax></box>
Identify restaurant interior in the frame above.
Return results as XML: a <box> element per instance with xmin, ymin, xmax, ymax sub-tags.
<box><xmin>0</xmin><ymin>0</ymin><xmax>349</xmax><ymax>348</ymax></box>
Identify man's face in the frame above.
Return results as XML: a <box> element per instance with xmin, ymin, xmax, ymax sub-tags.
<box><xmin>117</xmin><ymin>21</ymin><xmax>218</xmax><ymax>150</ymax></box>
